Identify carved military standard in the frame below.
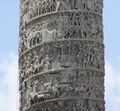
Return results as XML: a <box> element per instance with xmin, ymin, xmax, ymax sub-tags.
<box><xmin>19</xmin><ymin>0</ymin><xmax>105</xmax><ymax>111</ymax></box>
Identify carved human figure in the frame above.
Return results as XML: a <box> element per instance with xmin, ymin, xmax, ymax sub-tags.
<box><xmin>24</xmin><ymin>54</ymin><xmax>33</xmax><ymax>78</ymax></box>
<box><xmin>33</xmin><ymin>51</ymin><xmax>40</xmax><ymax>74</ymax></box>
<box><xmin>50</xmin><ymin>0</ymin><xmax>56</xmax><ymax>12</ymax></box>
<box><xmin>20</xmin><ymin>71</ymin><xmax>24</xmax><ymax>83</ymax></box>
<box><xmin>90</xmin><ymin>19</ymin><xmax>97</xmax><ymax>39</ymax></box>
<box><xmin>26</xmin><ymin>63</ymin><xmax>33</xmax><ymax>77</ymax></box>
<box><xmin>81</xmin><ymin>22</ymin><xmax>87</xmax><ymax>39</ymax></box>
<box><xmin>20</xmin><ymin>28</ymin><xmax>28</xmax><ymax>52</ymax></box>
<box><xmin>87</xmin><ymin>0</ymin><xmax>93</xmax><ymax>11</ymax></box>
<box><xmin>27</xmin><ymin>80</ymin><xmax>40</xmax><ymax>107</ymax></box>
<box><xmin>27</xmin><ymin>84</ymin><xmax>34</xmax><ymax>107</ymax></box>
<box><xmin>20</xmin><ymin>83</ymin><xmax>27</xmax><ymax>110</ymax></box>
<box><xmin>41</xmin><ymin>0</ymin><xmax>47</xmax><ymax>15</ymax></box>
<box><xmin>43</xmin><ymin>55</ymin><xmax>51</xmax><ymax>71</ymax></box>
<box><xmin>69</xmin><ymin>0</ymin><xmax>77</xmax><ymax>10</ymax></box>
<box><xmin>37</xmin><ymin>2</ymin><xmax>42</xmax><ymax>16</ymax></box>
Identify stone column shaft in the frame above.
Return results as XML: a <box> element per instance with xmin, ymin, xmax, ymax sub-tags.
<box><xmin>19</xmin><ymin>0</ymin><xmax>105</xmax><ymax>111</ymax></box>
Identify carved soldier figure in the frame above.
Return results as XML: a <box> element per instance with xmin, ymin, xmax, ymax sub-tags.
<box><xmin>44</xmin><ymin>55</ymin><xmax>51</xmax><ymax>70</ymax></box>
<box><xmin>20</xmin><ymin>28</ymin><xmax>28</xmax><ymax>52</ymax></box>
<box><xmin>27</xmin><ymin>84</ymin><xmax>35</xmax><ymax>107</ymax></box>
<box><xmin>33</xmin><ymin>51</ymin><xmax>40</xmax><ymax>74</ymax></box>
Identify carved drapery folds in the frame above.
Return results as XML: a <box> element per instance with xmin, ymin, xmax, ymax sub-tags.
<box><xmin>19</xmin><ymin>0</ymin><xmax>104</xmax><ymax>111</ymax></box>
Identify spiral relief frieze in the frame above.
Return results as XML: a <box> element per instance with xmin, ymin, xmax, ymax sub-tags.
<box><xmin>19</xmin><ymin>0</ymin><xmax>105</xmax><ymax>111</ymax></box>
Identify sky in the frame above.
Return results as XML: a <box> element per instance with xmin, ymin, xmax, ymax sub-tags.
<box><xmin>0</xmin><ymin>0</ymin><xmax>120</xmax><ymax>111</ymax></box>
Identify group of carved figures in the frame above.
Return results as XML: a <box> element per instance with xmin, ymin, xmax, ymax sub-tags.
<box><xmin>19</xmin><ymin>51</ymin><xmax>51</xmax><ymax>83</ymax></box>
<box><xmin>19</xmin><ymin>12</ymin><xmax>103</xmax><ymax>54</ymax></box>
<box><xmin>20</xmin><ymin>0</ymin><xmax>103</xmax><ymax>23</ymax></box>
<box><xmin>19</xmin><ymin>41</ymin><xmax>104</xmax><ymax>83</ymax></box>
<box><xmin>20</xmin><ymin>69</ymin><xmax>104</xmax><ymax>110</ymax></box>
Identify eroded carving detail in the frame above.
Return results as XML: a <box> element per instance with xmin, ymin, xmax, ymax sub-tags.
<box><xmin>19</xmin><ymin>0</ymin><xmax>104</xmax><ymax>111</ymax></box>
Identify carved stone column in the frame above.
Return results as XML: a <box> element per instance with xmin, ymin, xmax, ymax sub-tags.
<box><xmin>19</xmin><ymin>0</ymin><xmax>105</xmax><ymax>111</ymax></box>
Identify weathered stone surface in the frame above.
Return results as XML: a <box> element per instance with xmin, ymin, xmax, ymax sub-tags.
<box><xmin>19</xmin><ymin>0</ymin><xmax>105</xmax><ymax>111</ymax></box>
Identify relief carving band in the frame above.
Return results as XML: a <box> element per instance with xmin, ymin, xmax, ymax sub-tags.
<box><xmin>19</xmin><ymin>41</ymin><xmax>104</xmax><ymax>83</ymax></box>
<box><xmin>20</xmin><ymin>69</ymin><xmax>104</xmax><ymax>110</ymax></box>
<box><xmin>19</xmin><ymin>12</ymin><xmax>103</xmax><ymax>53</ymax></box>
<box><xmin>19</xmin><ymin>0</ymin><xmax>105</xmax><ymax>111</ymax></box>
<box><xmin>20</xmin><ymin>0</ymin><xmax>103</xmax><ymax>24</ymax></box>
